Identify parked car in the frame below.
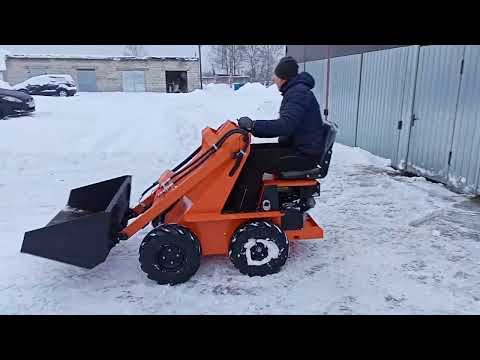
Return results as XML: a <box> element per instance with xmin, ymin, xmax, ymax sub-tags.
<box><xmin>0</xmin><ymin>88</ymin><xmax>35</xmax><ymax>120</ymax></box>
<box><xmin>13</xmin><ymin>74</ymin><xmax>77</xmax><ymax>97</ymax></box>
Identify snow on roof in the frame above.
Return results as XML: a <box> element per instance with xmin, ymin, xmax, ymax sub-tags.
<box><xmin>6</xmin><ymin>54</ymin><xmax>199</xmax><ymax>62</ymax></box>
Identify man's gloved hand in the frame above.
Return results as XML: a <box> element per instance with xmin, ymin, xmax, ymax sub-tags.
<box><xmin>237</xmin><ymin>117</ymin><xmax>254</xmax><ymax>131</ymax></box>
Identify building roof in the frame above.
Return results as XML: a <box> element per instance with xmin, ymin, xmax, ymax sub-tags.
<box><xmin>287</xmin><ymin>45</ymin><xmax>409</xmax><ymax>62</ymax></box>
<box><xmin>5</xmin><ymin>54</ymin><xmax>199</xmax><ymax>62</ymax></box>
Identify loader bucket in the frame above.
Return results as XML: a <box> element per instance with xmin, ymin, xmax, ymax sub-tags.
<box><xmin>21</xmin><ymin>175</ymin><xmax>132</xmax><ymax>269</ymax></box>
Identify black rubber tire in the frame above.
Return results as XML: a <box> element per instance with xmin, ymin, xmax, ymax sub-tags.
<box><xmin>58</xmin><ymin>89</ymin><xmax>68</xmax><ymax>97</ymax></box>
<box><xmin>229</xmin><ymin>220</ymin><xmax>289</xmax><ymax>277</ymax></box>
<box><xmin>139</xmin><ymin>224</ymin><xmax>201</xmax><ymax>285</ymax></box>
<box><xmin>0</xmin><ymin>109</ymin><xmax>5</xmax><ymax>120</ymax></box>
<box><xmin>151</xmin><ymin>214</ymin><xmax>165</xmax><ymax>228</ymax></box>
<box><xmin>151</xmin><ymin>203</ymin><xmax>175</xmax><ymax>228</ymax></box>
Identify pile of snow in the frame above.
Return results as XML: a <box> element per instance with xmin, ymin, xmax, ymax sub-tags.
<box><xmin>200</xmin><ymin>82</ymin><xmax>280</xmax><ymax>98</ymax></box>
<box><xmin>0</xmin><ymin>80</ymin><xmax>12</xmax><ymax>89</ymax></box>
<box><xmin>235</xmin><ymin>82</ymin><xmax>268</xmax><ymax>94</ymax></box>
<box><xmin>203</xmin><ymin>83</ymin><xmax>232</xmax><ymax>93</ymax></box>
<box><xmin>334</xmin><ymin>145</ymin><xmax>392</xmax><ymax>168</ymax></box>
<box><xmin>0</xmin><ymin>84</ymin><xmax>282</xmax><ymax>158</ymax></box>
<box><xmin>268</xmin><ymin>84</ymin><xmax>281</xmax><ymax>93</ymax></box>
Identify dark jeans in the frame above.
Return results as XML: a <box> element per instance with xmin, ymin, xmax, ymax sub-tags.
<box><xmin>224</xmin><ymin>143</ymin><xmax>319</xmax><ymax>212</ymax></box>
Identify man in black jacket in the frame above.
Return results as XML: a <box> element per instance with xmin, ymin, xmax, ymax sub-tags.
<box><xmin>225</xmin><ymin>56</ymin><xmax>336</xmax><ymax>212</ymax></box>
<box><xmin>239</xmin><ymin>56</ymin><xmax>333</xmax><ymax>159</ymax></box>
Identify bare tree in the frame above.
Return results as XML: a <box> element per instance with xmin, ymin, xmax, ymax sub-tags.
<box><xmin>240</xmin><ymin>45</ymin><xmax>262</xmax><ymax>82</ymax></box>
<box><xmin>209</xmin><ymin>45</ymin><xmax>227</xmax><ymax>73</ymax></box>
<box><xmin>208</xmin><ymin>45</ymin><xmax>285</xmax><ymax>84</ymax></box>
<box><xmin>229</xmin><ymin>45</ymin><xmax>245</xmax><ymax>75</ymax></box>
<box><xmin>124</xmin><ymin>45</ymin><xmax>148</xmax><ymax>57</ymax></box>
<box><xmin>208</xmin><ymin>45</ymin><xmax>244</xmax><ymax>75</ymax></box>
<box><xmin>257</xmin><ymin>45</ymin><xmax>284</xmax><ymax>85</ymax></box>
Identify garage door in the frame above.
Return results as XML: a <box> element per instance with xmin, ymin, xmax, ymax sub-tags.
<box><xmin>77</xmin><ymin>70</ymin><xmax>97</xmax><ymax>92</ymax></box>
<box><xmin>28</xmin><ymin>66</ymin><xmax>48</xmax><ymax>77</ymax></box>
<box><xmin>122</xmin><ymin>71</ymin><xmax>146</xmax><ymax>92</ymax></box>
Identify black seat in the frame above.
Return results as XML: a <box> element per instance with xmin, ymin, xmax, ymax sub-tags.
<box><xmin>278</xmin><ymin>120</ymin><xmax>337</xmax><ymax>180</ymax></box>
<box><xmin>278</xmin><ymin>146</ymin><xmax>333</xmax><ymax>180</ymax></box>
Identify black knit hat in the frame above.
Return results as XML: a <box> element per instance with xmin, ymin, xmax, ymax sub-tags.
<box><xmin>274</xmin><ymin>56</ymin><xmax>299</xmax><ymax>80</ymax></box>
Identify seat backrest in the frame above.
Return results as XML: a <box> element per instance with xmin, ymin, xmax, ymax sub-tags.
<box><xmin>319</xmin><ymin>121</ymin><xmax>337</xmax><ymax>160</ymax></box>
<box><xmin>276</xmin><ymin>121</ymin><xmax>337</xmax><ymax>180</ymax></box>
<box><xmin>316</xmin><ymin>121</ymin><xmax>337</xmax><ymax>178</ymax></box>
<box><xmin>317</xmin><ymin>145</ymin><xmax>333</xmax><ymax>178</ymax></box>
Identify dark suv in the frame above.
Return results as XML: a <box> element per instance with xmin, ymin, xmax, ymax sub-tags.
<box><xmin>13</xmin><ymin>74</ymin><xmax>77</xmax><ymax>97</ymax></box>
<box><xmin>0</xmin><ymin>88</ymin><xmax>36</xmax><ymax>120</ymax></box>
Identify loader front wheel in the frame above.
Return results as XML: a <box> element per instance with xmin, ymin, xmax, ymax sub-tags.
<box><xmin>139</xmin><ymin>224</ymin><xmax>201</xmax><ymax>285</ymax></box>
<box><xmin>151</xmin><ymin>214</ymin><xmax>165</xmax><ymax>228</ymax></box>
<box><xmin>229</xmin><ymin>220</ymin><xmax>289</xmax><ymax>277</ymax></box>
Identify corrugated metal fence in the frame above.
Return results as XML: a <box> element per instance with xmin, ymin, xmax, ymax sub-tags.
<box><xmin>329</xmin><ymin>55</ymin><xmax>362</xmax><ymax>147</ymax></box>
<box><xmin>406</xmin><ymin>46</ymin><xmax>465</xmax><ymax>184</ymax></box>
<box><xmin>302</xmin><ymin>45</ymin><xmax>480</xmax><ymax>195</ymax></box>
<box><xmin>448</xmin><ymin>46</ymin><xmax>480</xmax><ymax>194</ymax></box>
<box><xmin>356</xmin><ymin>46</ymin><xmax>417</xmax><ymax>165</ymax></box>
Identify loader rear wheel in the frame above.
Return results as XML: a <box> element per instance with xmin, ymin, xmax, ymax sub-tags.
<box><xmin>139</xmin><ymin>224</ymin><xmax>201</xmax><ymax>285</ymax></box>
<box><xmin>229</xmin><ymin>220</ymin><xmax>289</xmax><ymax>277</ymax></box>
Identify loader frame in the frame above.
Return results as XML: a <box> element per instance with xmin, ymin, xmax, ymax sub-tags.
<box><xmin>121</xmin><ymin>120</ymin><xmax>323</xmax><ymax>256</ymax></box>
<box><xmin>22</xmin><ymin>120</ymin><xmax>325</xmax><ymax>273</ymax></box>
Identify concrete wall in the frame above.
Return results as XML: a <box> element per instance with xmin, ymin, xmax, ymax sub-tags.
<box><xmin>5</xmin><ymin>57</ymin><xmax>201</xmax><ymax>92</ymax></box>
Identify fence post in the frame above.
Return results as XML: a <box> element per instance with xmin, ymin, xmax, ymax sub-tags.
<box><xmin>353</xmin><ymin>54</ymin><xmax>364</xmax><ymax>147</ymax></box>
<box><xmin>403</xmin><ymin>45</ymin><xmax>422</xmax><ymax>172</ymax></box>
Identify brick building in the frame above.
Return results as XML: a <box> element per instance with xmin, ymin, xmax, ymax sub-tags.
<box><xmin>4</xmin><ymin>54</ymin><xmax>201</xmax><ymax>93</ymax></box>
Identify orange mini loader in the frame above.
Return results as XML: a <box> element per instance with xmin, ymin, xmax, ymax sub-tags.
<box><xmin>21</xmin><ymin>120</ymin><xmax>335</xmax><ymax>285</ymax></box>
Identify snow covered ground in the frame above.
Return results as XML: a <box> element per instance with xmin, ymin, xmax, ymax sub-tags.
<box><xmin>1</xmin><ymin>84</ymin><xmax>479</xmax><ymax>314</ymax></box>
<box><xmin>0</xmin><ymin>80</ymin><xmax>11</xmax><ymax>89</ymax></box>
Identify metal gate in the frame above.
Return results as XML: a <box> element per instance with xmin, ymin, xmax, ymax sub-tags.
<box><xmin>328</xmin><ymin>55</ymin><xmax>362</xmax><ymax>147</ymax></box>
<box><xmin>356</xmin><ymin>46</ymin><xmax>414</xmax><ymax>162</ymax></box>
<box><xmin>77</xmin><ymin>70</ymin><xmax>97</xmax><ymax>92</ymax></box>
<box><xmin>478</xmin><ymin>167</ymin><xmax>480</xmax><ymax>195</ymax></box>
<box><xmin>448</xmin><ymin>45</ymin><xmax>480</xmax><ymax>193</ymax></box>
<box><xmin>122</xmin><ymin>71</ymin><xmax>146</xmax><ymax>92</ymax></box>
<box><xmin>28</xmin><ymin>66</ymin><xmax>47</xmax><ymax>77</ymax></box>
<box><xmin>305</xmin><ymin>59</ymin><xmax>326</xmax><ymax>111</ymax></box>
<box><xmin>406</xmin><ymin>45</ymin><xmax>465</xmax><ymax>183</ymax></box>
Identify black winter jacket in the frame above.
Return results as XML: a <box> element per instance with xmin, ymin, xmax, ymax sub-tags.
<box><xmin>252</xmin><ymin>72</ymin><xmax>331</xmax><ymax>159</ymax></box>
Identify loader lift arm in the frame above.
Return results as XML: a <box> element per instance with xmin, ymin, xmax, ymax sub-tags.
<box><xmin>120</xmin><ymin>124</ymin><xmax>251</xmax><ymax>240</ymax></box>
